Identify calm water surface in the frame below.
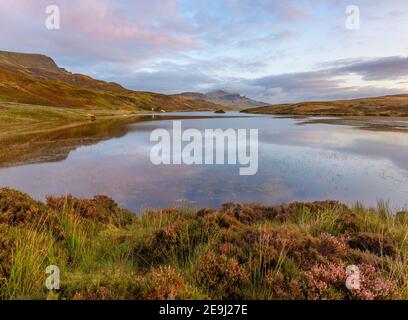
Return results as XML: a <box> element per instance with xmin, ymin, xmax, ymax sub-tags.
<box><xmin>1</xmin><ymin>112</ymin><xmax>407</xmax><ymax>212</ymax></box>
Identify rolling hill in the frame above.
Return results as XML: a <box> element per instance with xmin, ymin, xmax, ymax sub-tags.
<box><xmin>0</xmin><ymin>50</ymin><xmax>223</xmax><ymax>112</ymax></box>
<box><xmin>242</xmin><ymin>95</ymin><xmax>408</xmax><ymax>117</ymax></box>
<box><xmin>175</xmin><ymin>90</ymin><xmax>268</xmax><ymax>111</ymax></box>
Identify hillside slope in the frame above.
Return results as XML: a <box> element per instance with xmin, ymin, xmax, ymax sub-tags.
<box><xmin>242</xmin><ymin>95</ymin><xmax>408</xmax><ymax>116</ymax></box>
<box><xmin>175</xmin><ymin>90</ymin><xmax>267</xmax><ymax>111</ymax></box>
<box><xmin>0</xmin><ymin>50</ymin><xmax>222</xmax><ymax>112</ymax></box>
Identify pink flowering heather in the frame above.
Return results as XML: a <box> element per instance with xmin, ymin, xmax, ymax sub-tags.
<box><xmin>306</xmin><ymin>262</ymin><xmax>400</xmax><ymax>300</ymax></box>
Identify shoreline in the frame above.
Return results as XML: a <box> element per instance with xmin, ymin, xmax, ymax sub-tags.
<box><xmin>297</xmin><ymin>116</ymin><xmax>408</xmax><ymax>132</ymax></box>
<box><xmin>1</xmin><ymin>104</ymin><xmax>408</xmax><ymax>168</ymax></box>
<box><xmin>245</xmin><ymin>112</ymin><xmax>408</xmax><ymax>132</ymax></box>
<box><xmin>0</xmin><ymin>107</ymin><xmax>254</xmax><ymax>168</ymax></box>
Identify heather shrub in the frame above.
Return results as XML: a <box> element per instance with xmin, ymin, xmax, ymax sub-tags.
<box><xmin>0</xmin><ymin>224</ymin><xmax>12</xmax><ymax>279</ymax></box>
<box><xmin>221</xmin><ymin>203</ymin><xmax>277</xmax><ymax>224</ymax></box>
<box><xmin>195</xmin><ymin>252</ymin><xmax>249</xmax><ymax>299</ymax></box>
<box><xmin>202</xmin><ymin>211</ymin><xmax>246</xmax><ymax>231</ymax></box>
<box><xmin>0</xmin><ymin>188</ymin><xmax>48</xmax><ymax>225</ymax></box>
<box><xmin>66</xmin><ymin>271</ymin><xmax>145</xmax><ymax>300</ymax></box>
<box><xmin>47</xmin><ymin>194</ymin><xmax>135</xmax><ymax>227</ymax></box>
<box><xmin>305</xmin><ymin>262</ymin><xmax>400</xmax><ymax>300</ymax></box>
<box><xmin>1</xmin><ymin>188</ymin><xmax>407</xmax><ymax>300</ymax></box>
<box><xmin>348</xmin><ymin>232</ymin><xmax>397</xmax><ymax>258</ymax></box>
<box><xmin>263</xmin><ymin>270</ymin><xmax>305</xmax><ymax>300</ymax></box>
<box><xmin>316</xmin><ymin>233</ymin><xmax>349</xmax><ymax>261</ymax></box>
<box><xmin>349</xmin><ymin>249</ymin><xmax>383</xmax><ymax>267</ymax></box>
<box><xmin>265</xmin><ymin>227</ymin><xmax>321</xmax><ymax>269</ymax></box>
<box><xmin>144</xmin><ymin>266</ymin><xmax>191</xmax><ymax>300</ymax></box>
<box><xmin>67</xmin><ymin>266</ymin><xmax>191</xmax><ymax>300</ymax></box>
<box><xmin>135</xmin><ymin>217</ymin><xmax>212</xmax><ymax>267</ymax></box>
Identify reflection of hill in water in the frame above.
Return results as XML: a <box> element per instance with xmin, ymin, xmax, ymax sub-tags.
<box><xmin>0</xmin><ymin>118</ymin><xmax>138</xmax><ymax>168</ymax></box>
<box><xmin>0</xmin><ymin>114</ymin><xmax>407</xmax><ymax>210</ymax></box>
<box><xmin>0</xmin><ymin>114</ymin><xmax>245</xmax><ymax>168</ymax></box>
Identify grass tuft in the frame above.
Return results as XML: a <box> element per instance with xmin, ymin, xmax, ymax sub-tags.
<box><xmin>0</xmin><ymin>188</ymin><xmax>407</xmax><ymax>300</ymax></box>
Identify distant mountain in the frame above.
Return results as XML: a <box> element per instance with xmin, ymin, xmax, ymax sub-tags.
<box><xmin>0</xmin><ymin>50</ymin><xmax>223</xmax><ymax>112</ymax></box>
<box><xmin>242</xmin><ymin>95</ymin><xmax>408</xmax><ymax>117</ymax></box>
<box><xmin>175</xmin><ymin>90</ymin><xmax>268</xmax><ymax>111</ymax></box>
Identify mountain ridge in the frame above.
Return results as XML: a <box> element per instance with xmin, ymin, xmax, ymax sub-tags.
<box><xmin>0</xmin><ymin>50</ymin><xmax>223</xmax><ymax>112</ymax></box>
<box><xmin>174</xmin><ymin>90</ymin><xmax>268</xmax><ymax>111</ymax></box>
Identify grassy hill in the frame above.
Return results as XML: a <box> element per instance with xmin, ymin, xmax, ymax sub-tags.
<box><xmin>0</xmin><ymin>50</ymin><xmax>222</xmax><ymax>112</ymax></box>
<box><xmin>243</xmin><ymin>95</ymin><xmax>408</xmax><ymax>117</ymax></box>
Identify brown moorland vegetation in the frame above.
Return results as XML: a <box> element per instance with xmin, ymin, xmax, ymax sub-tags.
<box><xmin>0</xmin><ymin>188</ymin><xmax>407</xmax><ymax>300</ymax></box>
<box><xmin>0</xmin><ymin>50</ymin><xmax>223</xmax><ymax>112</ymax></box>
<box><xmin>243</xmin><ymin>95</ymin><xmax>408</xmax><ymax>117</ymax></box>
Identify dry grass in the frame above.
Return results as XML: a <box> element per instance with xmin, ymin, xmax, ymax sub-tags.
<box><xmin>244</xmin><ymin>94</ymin><xmax>408</xmax><ymax>117</ymax></box>
<box><xmin>1</xmin><ymin>188</ymin><xmax>408</xmax><ymax>300</ymax></box>
<box><xmin>0</xmin><ymin>50</ymin><xmax>222</xmax><ymax>113</ymax></box>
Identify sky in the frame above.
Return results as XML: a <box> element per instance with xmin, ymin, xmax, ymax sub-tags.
<box><xmin>1</xmin><ymin>0</ymin><xmax>408</xmax><ymax>103</ymax></box>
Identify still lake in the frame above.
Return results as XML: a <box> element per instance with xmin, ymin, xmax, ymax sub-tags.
<box><xmin>0</xmin><ymin>112</ymin><xmax>407</xmax><ymax>212</ymax></box>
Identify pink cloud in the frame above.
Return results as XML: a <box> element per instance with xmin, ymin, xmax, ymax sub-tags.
<box><xmin>0</xmin><ymin>0</ymin><xmax>196</xmax><ymax>64</ymax></box>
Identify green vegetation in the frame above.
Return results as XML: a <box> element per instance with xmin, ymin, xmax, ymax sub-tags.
<box><xmin>0</xmin><ymin>50</ymin><xmax>222</xmax><ymax>113</ymax></box>
<box><xmin>0</xmin><ymin>102</ymin><xmax>137</xmax><ymax>136</ymax></box>
<box><xmin>1</xmin><ymin>188</ymin><xmax>407</xmax><ymax>300</ymax></box>
<box><xmin>0</xmin><ymin>102</ymin><xmax>149</xmax><ymax>167</ymax></box>
<box><xmin>0</xmin><ymin>50</ymin><xmax>225</xmax><ymax>166</ymax></box>
<box><xmin>243</xmin><ymin>94</ymin><xmax>408</xmax><ymax>117</ymax></box>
